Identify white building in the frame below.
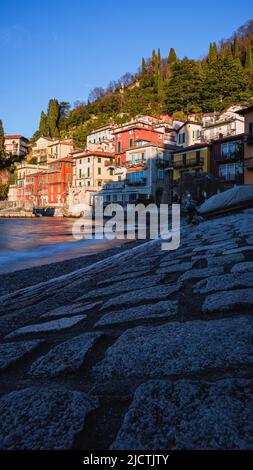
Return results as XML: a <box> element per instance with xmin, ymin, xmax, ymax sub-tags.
<box><xmin>4</xmin><ymin>135</ymin><xmax>29</xmax><ymax>158</ymax></box>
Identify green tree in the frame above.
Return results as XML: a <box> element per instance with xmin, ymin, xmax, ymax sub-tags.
<box><xmin>168</xmin><ymin>48</ymin><xmax>177</xmax><ymax>65</ymax></box>
<box><xmin>165</xmin><ymin>60</ymin><xmax>204</xmax><ymax>114</ymax></box>
<box><xmin>0</xmin><ymin>119</ymin><xmax>5</xmax><ymax>163</ymax></box>
<box><xmin>47</xmin><ymin>99</ymin><xmax>60</xmax><ymax>137</ymax></box>
<box><xmin>245</xmin><ymin>42</ymin><xmax>253</xmax><ymax>71</ymax></box>
<box><xmin>157</xmin><ymin>48</ymin><xmax>161</xmax><ymax>67</ymax></box>
<box><xmin>141</xmin><ymin>57</ymin><xmax>146</xmax><ymax>75</ymax></box>
<box><xmin>203</xmin><ymin>54</ymin><xmax>251</xmax><ymax>111</ymax></box>
<box><xmin>208</xmin><ymin>42</ymin><xmax>218</xmax><ymax>62</ymax></box>
<box><xmin>39</xmin><ymin>111</ymin><xmax>48</xmax><ymax>136</ymax></box>
<box><xmin>233</xmin><ymin>34</ymin><xmax>239</xmax><ymax>59</ymax></box>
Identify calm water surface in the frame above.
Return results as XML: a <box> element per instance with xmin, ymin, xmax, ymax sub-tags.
<box><xmin>0</xmin><ymin>218</ymin><xmax>126</xmax><ymax>274</ymax></box>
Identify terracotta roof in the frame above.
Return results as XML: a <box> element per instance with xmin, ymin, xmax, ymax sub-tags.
<box><xmin>72</xmin><ymin>150</ymin><xmax>115</xmax><ymax>159</ymax></box>
<box><xmin>173</xmin><ymin>142</ymin><xmax>210</xmax><ymax>154</ymax></box>
<box><xmin>5</xmin><ymin>135</ymin><xmax>29</xmax><ymax>142</ymax></box>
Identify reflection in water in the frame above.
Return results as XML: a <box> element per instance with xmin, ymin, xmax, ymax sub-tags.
<box><xmin>0</xmin><ymin>218</ymin><xmax>127</xmax><ymax>274</ymax></box>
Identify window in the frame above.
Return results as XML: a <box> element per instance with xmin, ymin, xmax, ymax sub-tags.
<box><xmin>67</xmin><ymin>174</ymin><xmax>71</xmax><ymax>183</ymax></box>
<box><xmin>182</xmin><ymin>154</ymin><xmax>187</xmax><ymax>166</ymax></box>
<box><xmin>131</xmin><ymin>154</ymin><xmax>135</xmax><ymax>164</ymax></box>
<box><xmin>79</xmin><ymin>169</ymin><xmax>82</xmax><ymax>178</ymax></box>
<box><xmin>98</xmin><ymin>180</ymin><xmax>102</xmax><ymax>186</ymax></box>
<box><xmin>98</xmin><ymin>157</ymin><xmax>101</xmax><ymax>163</ymax></box>
<box><xmin>196</xmin><ymin>150</ymin><xmax>201</xmax><ymax>164</ymax></box>
<box><xmin>98</xmin><ymin>167</ymin><xmax>101</xmax><ymax>175</ymax></box>
<box><xmin>88</xmin><ymin>157</ymin><xmax>90</xmax><ymax>163</ymax></box>
<box><xmin>87</xmin><ymin>181</ymin><xmax>90</xmax><ymax>186</ymax></box>
<box><xmin>117</xmin><ymin>157</ymin><xmax>121</xmax><ymax>165</ymax></box>
<box><xmin>179</xmin><ymin>133</ymin><xmax>186</xmax><ymax>144</ymax></box>
<box><xmin>221</xmin><ymin>141</ymin><xmax>243</xmax><ymax>160</ymax></box>
<box><xmin>118</xmin><ymin>141</ymin><xmax>122</xmax><ymax>153</ymax></box>
<box><xmin>79</xmin><ymin>159</ymin><xmax>82</xmax><ymax>164</ymax></box>
<box><xmin>109</xmin><ymin>168</ymin><xmax>113</xmax><ymax>176</ymax></box>
<box><xmin>157</xmin><ymin>169</ymin><xmax>164</xmax><ymax>180</ymax></box>
<box><xmin>130</xmin><ymin>138</ymin><xmax>133</xmax><ymax>147</ymax></box>
<box><xmin>58</xmin><ymin>174</ymin><xmax>61</xmax><ymax>183</ymax></box>
<box><xmin>67</xmin><ymin>162</ymin><xmax>71</xmax><ymax>168</ymax></box>
<box><xmin>249</xmin><ymin>122</ymin><xmax>253</xmax><ymax>135</ymax></box>
<box><xmin>87</xmin><ymin>168</ymin><xmax>90</xmax><ymax>177</ymax></box>
<box><xmin>219</xmin><ymin>162</ymin><xmax>243</xmax><ymax>181</ymax></box>
<box><xmin>142</xmin><ymin>152</ymin><xmax>146</xmax><ymax>161</ymax></box>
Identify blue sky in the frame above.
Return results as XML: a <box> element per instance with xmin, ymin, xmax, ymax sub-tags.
<box><xmin>0</xmin><ymin>0</ymin><xmax>252</xmax><ymax>137</ymax></box>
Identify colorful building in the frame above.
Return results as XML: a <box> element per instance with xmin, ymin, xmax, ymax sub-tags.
<box><xmin>211</xmin><ymin>134</ymin><xmax>244</xmax><ymax>186</ymax></box>
<box><xmin>172</xmin><ymin>143</ymin><xmax>211</xmax><ymax>182</ymax></box>
<box><xmin>98</xmin><ymin>143</ymin><xmax>177</xmax><ymax>205</ymax></box>
<box><xmin>4</xmin><ymin>135</ymin><xmax>29</xmax><ymax>158</ymax></box>
<box><xmin>237</xmin><ymin>105</ymin><xmax>253</xmax><ymax>184</ymax></box>
<box><xmin>113</xmin><ymin>115</ymin><xmax>175</xmax><ymax>165</ymax></box>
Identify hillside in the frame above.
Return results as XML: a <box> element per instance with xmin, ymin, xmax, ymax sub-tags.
<box><xmin>34</xmin><ymin>19</ymin><xmax>253</xmax><ymax>147</ymax></box>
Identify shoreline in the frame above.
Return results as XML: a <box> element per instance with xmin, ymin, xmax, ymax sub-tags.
<box><xmin>0</xmin><ymin>239</ymin><xmax>142</xmax><ymax>296</ymax></box>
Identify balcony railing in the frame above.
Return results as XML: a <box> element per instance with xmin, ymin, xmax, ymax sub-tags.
<box><xmin>247</xmin><ymin>135</ymin><xmax>253</xmax><ymax>146</ymax></box>
<box><xmin>126</xmin><ymin>178</ymin><xmax>147</xmax><ymax>186</ymax></box>
<box><xmin>125</xmin><ymin>160</ymin><xmax>147</xmax><ymax>169</ymax></box>
<box><xmin>173</xmin><ymin>158</ymin><xmax>204</xmax><ymax>169</ymax></box>
<box><xmin>156</xmin><ymin>159</ymin><xmax>173</xmax><ymax>168</ymax></box>
<box><xmin>245</xmin><ymin>158</ymin><xmax>253</xmax><ymax>169</ymax></box>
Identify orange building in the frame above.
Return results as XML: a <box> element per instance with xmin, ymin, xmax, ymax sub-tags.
<box><xmin>237</xmin><ymin>105</ymin><xmax>253</xmax><ymax>184</ymax></box>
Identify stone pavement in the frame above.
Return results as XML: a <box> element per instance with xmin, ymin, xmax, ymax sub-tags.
<box><xmin>0</xmin><ymin>209</ymin><xmax>253</xmax><ymax>450</ymax></box>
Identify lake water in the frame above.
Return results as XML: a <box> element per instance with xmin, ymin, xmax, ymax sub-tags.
<box><xmin>0</xmin><ymin>218</ymin><xmax>127</xmax><ymax>274</ymax></box>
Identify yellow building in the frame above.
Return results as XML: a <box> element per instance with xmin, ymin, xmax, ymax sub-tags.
<box><xmin>172</xmin><ymin>143</ymin><xmax>211</xmax><ymax>181</ymax></box>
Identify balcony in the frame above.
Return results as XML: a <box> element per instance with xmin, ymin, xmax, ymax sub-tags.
<box><xmin>104</xmin><ymin>160</ymin><xmax>115</xmax><ymax>167</ymax></box>
<box><xmin>156</xmin><ymin>159</ymin><xmax>173</xmax><ymax>169</ymax></box>
<box><xmin>126</xmin><ymin>178</ymin><xmax>147</xmax><ymax>186</ymax></box>
<box><xmin>246</xmin><ymin>135</ymin><xmax>253</xmax><ymax>146</ymax></box>
<box><xmin>245</xmin><ymin>158</ymin><xmax>253</xmax><ymax>169</ymax></box>
<box><xmin>125</xmin><ymin>159</ymin><xmax>147</xmax><ymax>169</ymax></box>
<box><xmin>173</xmin><ymin>158</ymin><xmax>204</xmax><ymax>169</ymax></box>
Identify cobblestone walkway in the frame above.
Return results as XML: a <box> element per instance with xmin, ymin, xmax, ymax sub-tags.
<box><xmin>1</xmin><ymin>210</ymin><xmax>253</xmax><ymax>450</ymax></box>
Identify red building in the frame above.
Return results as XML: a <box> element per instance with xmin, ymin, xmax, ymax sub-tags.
<box><xmin>23</xmin><ymin>157</ymin><xmax>74</xmax><ymax>207</ymax></box>
<box><xmin>113</xmin><ymin>116</ymin><xmax>167</xmax><ymax>165</ymax></box>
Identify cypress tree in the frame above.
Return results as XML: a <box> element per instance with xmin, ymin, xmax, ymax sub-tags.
<box><xmin>157</xmin><ymin>48</ymin><xmax>161</xmax><ymax>67</ymax></box>
<box><xmin>39</xmin><ymin>111</ymin><xmax>48</xmax><ymax>136</ymax></box>
<box><xmin>209</xmin><ymin>42</ymin><xmax>218</xmax><ymax>62</ymax></box>
<box><xmin>233</xmin><ymin>34</ymin><xmax>239</xmax><ymax>59</ymax></box>
<box><xmin>141</xmin><ymin>57</ymin><xmax>146</xmax><ymax>75</ymax></box>
<box><xmin>0</xmin><ymin>119</ymin><xmax>5</xmax><ymax>162</ymax></box>
<box><xmin>245</xmin><ymin>42</ymin><xmax>253</xmax><ymax>71</ymax></box>
<box><xmin>226</xmin><ymin>43</ymin><xmax>233</xmax><ymax>60</ymax></box>
<box><xmin>213</xmin><ymin>42</ymin><xmax>218</xmax><ymax>60</ymax></box>
<box><xmin>47</xmin><ymin>99</ymin><xmax>60</xmax><ymax>138</ymax></box>
<box><xmin>168</xmin><ymin>47</ymin><xmax>177</xmax><ymax>65</ymax></box>
<box><xmin>152</xmin><ymin>49</ymin><xmax>156</xmax><ymax>67</ymax></box>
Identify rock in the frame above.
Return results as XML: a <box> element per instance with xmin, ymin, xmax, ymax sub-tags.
<box><xmin>5</xmin><ymin>315</ymin><xmax>87</xmax><ymax>339</ymax></box>
<box><xmin>194</xmin><ymin>273</ymin><xmax>253</xmax><ymax>294</ymax></box>
<box><xmin>78</xmin><ymin>274</ymin><xmax>164</xmax><ymax>301</ymax></box>
<box><xmin>95</xmin><ymin>301</ymin><xmax>178</xmax><ymax>327</ymax></box>
<box><xmin>111</xmin><ymin>378</ymin><xmax>253</xmax><ymax>450</ymax></box>
<box><xmin>223</xmin><ymin>246</ymin><xmax>253</xmax><ymax>255</ymax></box>
<box><xmin>29</xmin><ymin>332</ymin><xmax>102</xmax><ymax>377</ymax></box>
<box><xmin>0</xmin><ymin>387</ymin><xmax>97</xmax><ymax>449</ymax></box>
<box><xmin>231</xmin><ymin>262</ymin><xmax>253</xmax><ymax>274</ymax></box>
<box><xmin>97</xmin><ymin>270</ymin><xmax>149</xmax><ymax>286</ymax></box>
<box><xmin>193</xmin><ymin>242</ymin><xmax>238</xmax><ymax>254</ymax></box>
<box><xmin>202</xmin><ymin>289</ymin><xmax>253</xmax><ymax>313</ymax></box>
<box><xmin>0</xmin><ymin>340</ymin><xmax>42</xmax><ymax>371</ymax></box>
<box><xmin>180</xmin><ymin>267</ymin><xmax>223</xmax><ymax>283</ymax></box>
<box><xmin>102</xmin><ymin>284</ymin><xmax>179</xmax><ymax>310</ymax></box>
<box><xmin>157</xmin><ymin>262</ymin><xmax>193</xmax><ymax>275</ymax></box>
<box><xmin>93</xmin><ymin>316</ymin><xmax>253</xmax><ymax>379</ymax></box>
<box><xmin>41</xmin><ymin>302</ymin><xmax>101</xmax><ymax>319</ymax></box>
<box><xmin>207</xmin><ymin>253</ymin><xmax>244</xmax><ymax>267</ymax></box>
